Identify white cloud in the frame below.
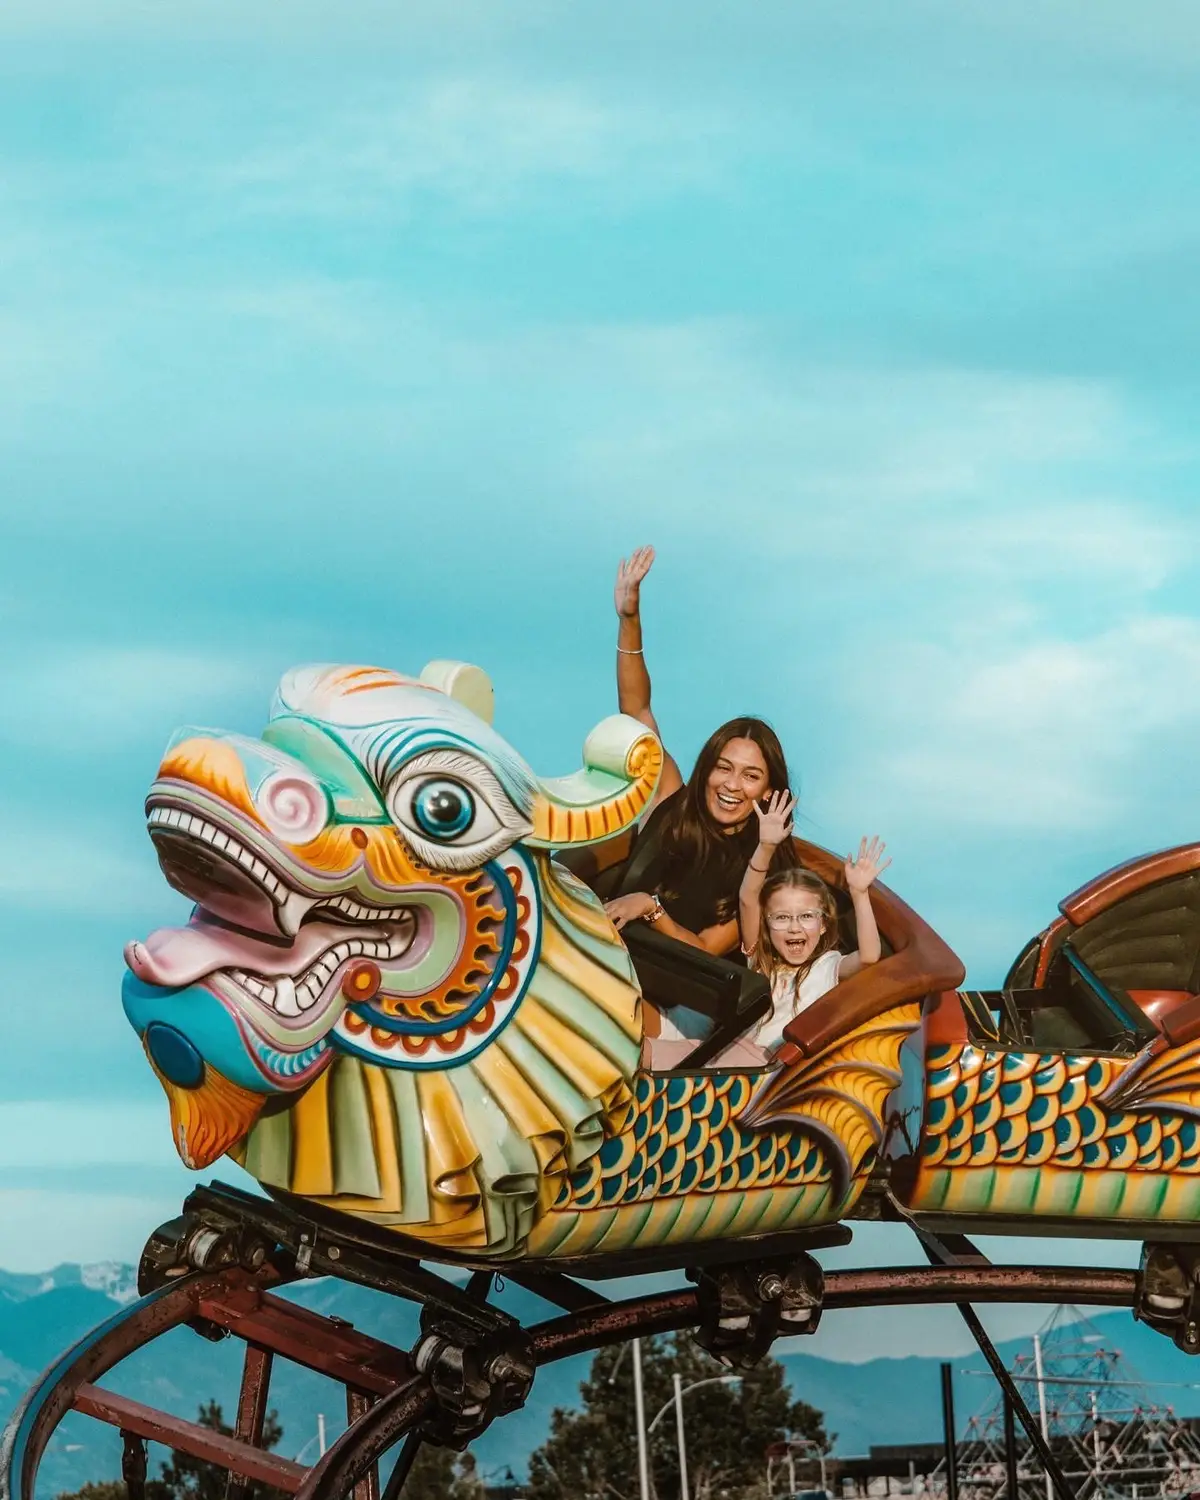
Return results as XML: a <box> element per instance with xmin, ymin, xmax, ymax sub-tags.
<box><xmin>0</xmin><ymin>646</ymin><xmax>273</xmax><ymax>751</ymax></box>
<box><xmin>0</xmin><ymin>1103</ymin><xmax>171</xmax><ymax>1169</ymax></box>
<box><xmin>4</xmin><ymin>315</ymin><xmax>1186</xmax><ymax>865</ymax></box>
<box><xmin>0</xmin><ymin>804</ymin><xmax>167</xmax><ymax>917</ymax></box>
<box><xmin>930</xmin><ymin>502</ymin><xmax>1183</xmax><ymax>595</ymax></box>
<box><xmin>560</xmin><ymin>324</ymin><xmax>1194</xmax><ymax>586</ymax></box>
<box><xmin>0</xmin><ymin>1191</ymin><xmax>166</xmax><ymax>1272</ymax></box>
<box><xmin>148</xmin><ymin>78</ymin><xmax>730</xmax><ymax>223</ymax></box>
<box><xmin>829</xmin><ymin>614</ymin><xmax>1200</xmax><ymax>835</ymax></box>
<box><xmin>4</xmin><ymin>0</ymin><xmax>1200</xmax><ymax>86</ymax></box>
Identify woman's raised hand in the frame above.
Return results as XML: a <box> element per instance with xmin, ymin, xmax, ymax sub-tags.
<box><xmin>845</xmin><ymin>836</ymin><xmax>891</xmax><ymax>893</ymax></box>
<box><xmin>615</xmin><ymin>546</ymin><xmax>656</xmax><ymax>618</ymax></box>
<box><xmin>753</xmin><ymin>789</ymin><xmax>796</xmax><ymax>848</ymax></box>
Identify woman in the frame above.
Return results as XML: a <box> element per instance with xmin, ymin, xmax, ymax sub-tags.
<box><xmin>599</xmin><ymin>545</ymin><xmax>793</xmax><ymax>957</ymax></box>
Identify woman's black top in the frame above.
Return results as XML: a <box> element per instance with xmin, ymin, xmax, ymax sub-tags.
<box><xmin>610</xmin><ymin>789</ymin><xmax>747</xmax><ymax>938</ymax></box>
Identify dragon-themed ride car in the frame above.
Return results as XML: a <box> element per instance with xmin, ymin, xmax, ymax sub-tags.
<box><xmin>121</xmin><ymin>659</ymin><xmax>1200</xmax><ymax>1278</ymax></box>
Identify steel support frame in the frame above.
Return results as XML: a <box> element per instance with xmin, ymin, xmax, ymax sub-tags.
<box><xmin>916</xmin><ymin>1229</ymin><xmax>1078</xmax><ymax>1500</ymax></box>
<box><xmin>0</xmin><ymin>1252</ymin><xmax>1143</xmax><ymax>1500</ymax></box>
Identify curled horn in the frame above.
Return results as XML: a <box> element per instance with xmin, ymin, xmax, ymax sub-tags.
<box><xmin>528</xmin><ymin>714</ymin><xmax>663</xmax><ymax>847</ymax></box>
<box><xmin>419</xmin><ymin>660</ymin><xmax>495</xmax><ymax>725</ymax></box>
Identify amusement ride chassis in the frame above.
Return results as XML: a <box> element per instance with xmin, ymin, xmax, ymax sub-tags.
<box><xmin>1</xmin><ymin>1178</ymin><xmax>1176</xmax><ymax>1500</ymax></box>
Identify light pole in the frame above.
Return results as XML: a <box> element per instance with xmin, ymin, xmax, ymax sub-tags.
<box><xmin>647</xmin><ymin>1373</ymin><xmax>741</xmax><ymax>1500</ymax></box>
<box><xmin>673</xmin><ymin>1375</ymin><xmax>687</xmax><ymax>1500</ymax></box>
<box><xmin>1033</xmin><ymin>1333</ymin><xmax>1053</xmax><ymax>1500</ymax></box>
<box><xmin>292</xmin><ymin>1414</ymin><xmax>329</xmax><ymax>1467</ymax></box>
<box><xmin>633</xmin><ymin>1339</ymin><xmax>651</xmax><ymax>1500</ymax></box>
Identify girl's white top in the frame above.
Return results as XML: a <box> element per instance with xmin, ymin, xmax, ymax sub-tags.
<box><xmin>753</xmin><ymin>949</ymin><xmax>843</xmax><ymax>1052</ymax></box>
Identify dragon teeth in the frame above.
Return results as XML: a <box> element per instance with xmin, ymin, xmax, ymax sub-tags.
<box><xmin>324</xmin><ymin>894</ymin><xmax>401</xmax><ymax>922</ymax></box>
<box><xmin>273</xmin><ymin>976</ymin><xmax>301</xmax><ymax>1017</ymax></box>
<box><xmin>149</xmin><ymin>807</ymin><xmax>287</xmax><ymax>899</ymax></box>
<box><xmin>228</xmin><ymin>968</ymin><xmax>276</xmax><ymax>1003</ymax></box>
<box><xmin>149</xmin><ymin>804</ymin><xmax>417</xmax><ymax>1016</ymax></box>
<box><xmin>230</xmin><ymin>926</ymin><xmax>415</xmax><ymax>1017</ymax></box>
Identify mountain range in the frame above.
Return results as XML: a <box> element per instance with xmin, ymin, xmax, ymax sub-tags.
<box><xmin>6</xmin><ymin>1264</ymin><xmax>1200</xmax><ymax>1496</ymax></box>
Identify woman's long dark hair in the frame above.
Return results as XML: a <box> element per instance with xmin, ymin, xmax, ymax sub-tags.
<box><xmin>657</xmin><ymin>716</ymin><xmax>792</xmax><ymax>923</ymax></box>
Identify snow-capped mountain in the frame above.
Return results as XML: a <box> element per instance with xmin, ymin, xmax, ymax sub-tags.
<box><xmin>67</xmin><ymin>1262</ymin><xmax>139</xmax><ymax>1304</ymax></box>
<box><xmin>0</xmin><ymin>1262</ymin><xmax>139</xmax><ymax>1306</ymax></box>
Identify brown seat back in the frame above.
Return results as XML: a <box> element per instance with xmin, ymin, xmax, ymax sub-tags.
<box><xmin>778</xmin><ymin>839</ymin><xmax>964</xmax><ymax>1059</ymax></box>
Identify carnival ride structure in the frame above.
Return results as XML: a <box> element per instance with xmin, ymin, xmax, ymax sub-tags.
<box><xmin>7</xmin><ymin>660</ymin><xmax>1200</xmax><ymax>1500</ymax></box>
<box><xmin>930</xmin><ymin>1307</ymin><xmax>1200</xmax><ymax>1500</ymax></box>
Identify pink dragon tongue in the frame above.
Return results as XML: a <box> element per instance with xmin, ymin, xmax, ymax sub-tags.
<box><xmin>125</xmin><ymin>915</ymin><xmax>403</xmax><ymax>988</ymax></box>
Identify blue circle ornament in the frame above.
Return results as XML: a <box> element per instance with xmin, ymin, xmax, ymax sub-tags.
<box><xmin>145</xmin><ymin>1022</ymin><xmax>206</xmax><ymax>1089</ymax></box>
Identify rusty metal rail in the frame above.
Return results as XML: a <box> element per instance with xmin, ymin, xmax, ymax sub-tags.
<box><xmin>0</xmin><ymin>1261</ymin><xmax>1142</xmax><ymax>1500</ymax></box>
<box><xmin>74</xmin><ymin>1386</ymin><xmax>308</xmax><ymax>1494</ymax></box>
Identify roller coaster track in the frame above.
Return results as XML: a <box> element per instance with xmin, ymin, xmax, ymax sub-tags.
<box><xmin>0</xmin><ymin>1256</ymin><xmax>1139</xmax><ymax>1500</ymax></box>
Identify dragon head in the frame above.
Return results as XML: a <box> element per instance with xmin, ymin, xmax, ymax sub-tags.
<box><xmin>124</xmin><ymin>661</ymin><xmax>660</xmax><ymax>1173</ymax></box>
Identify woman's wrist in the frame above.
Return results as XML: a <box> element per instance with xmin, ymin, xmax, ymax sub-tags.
<box><xmin>644</xmin><ymin>893</ymin><xmax>665</xmax><ymax>923</ymax></box>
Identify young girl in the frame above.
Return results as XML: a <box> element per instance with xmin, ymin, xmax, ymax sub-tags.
<box><xmin>739</xmin><ymin>791</ymin><xmax>891</xmax><ymax>1054</ymax></box>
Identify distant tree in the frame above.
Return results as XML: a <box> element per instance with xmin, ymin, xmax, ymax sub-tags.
<box><xmin>448</xmin><ymin>1451</ymin><xmax>487</xmax><ymax>1500</ymax></box>
<box><xmin>156</xmin><ymin>1400</ymin><xmax>285</xmax><ymax>1500</ymax></box>
<box><xmin>55</xmin><ymin>1399</ymin><xmax>285</xmax><ymax>1500</ymax></box>
<box><xmin>54</xmin><ymin>1486</ymin><xmax>130</xmax><ymax>1500</ymax></box>
<box><xmin>527</xmin><ymin>1334</ymin><xmax>828</xmax><ymax>1500</ymax></box>
<box><xmin>385</xmin><ymin>1443</ymin><xmax>487</xmax><ymax>1500</ymax></box>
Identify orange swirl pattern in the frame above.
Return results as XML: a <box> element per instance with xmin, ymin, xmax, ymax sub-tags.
<box><xmin>342</xmin><ymin>864</ymin><xmax>532</xmax><ymax>1058</ymax></box>
<box><xmin>159</xmin><ymin>739</ymin><xmax>267</xmax><ymax>828</ymax></box>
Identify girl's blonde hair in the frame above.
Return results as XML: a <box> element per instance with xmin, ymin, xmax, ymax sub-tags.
<box><xmin>754</xmin><ymin>867</ymin><xmax>840</xmax><ymax>985</ymax></box>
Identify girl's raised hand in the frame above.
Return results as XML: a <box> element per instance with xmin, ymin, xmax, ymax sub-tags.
<box><xmin>845</xmin><ymin>836</ymin><xmax>891</xmax><ymax>893</ymax></box>
<box><xmin>615</xmin><ymin>546</ymin><xmax>656</xmax><ymax>618</ymax></box>
<box><xmin>754</xmin><ymin>789</ymin><xmax>796</xmax><ymax>848</ymax></box>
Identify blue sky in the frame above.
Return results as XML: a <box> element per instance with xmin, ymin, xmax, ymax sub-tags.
<box><xmin>2</xmin><ymin>0</ymin><xmax>1200</xmax><ymax>1360</ymax></box>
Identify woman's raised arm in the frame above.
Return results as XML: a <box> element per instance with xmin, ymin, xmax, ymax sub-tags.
<box><xmin>614</xmin><ymin>546</ymin><xmax>682</xmax><ymax>804</ymax></box>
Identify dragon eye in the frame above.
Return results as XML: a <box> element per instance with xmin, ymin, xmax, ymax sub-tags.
<box><xmin>412</xmin><ymin>779</ymin><xmax>475</xmax><ymax>840</ymax></box>
<box><xmin>386</xmin><ymin>750</ymin><xmax>532</xmax><ymax>872</ymax></box>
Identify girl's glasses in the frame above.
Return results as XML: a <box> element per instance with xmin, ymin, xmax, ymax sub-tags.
<box><xmin>766</xmin><ymin>912</ymin><xmax>822</xmax><ymax>929</ymax></box>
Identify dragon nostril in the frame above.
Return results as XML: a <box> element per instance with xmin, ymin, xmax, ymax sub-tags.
<box><xmin>146</xmin><ymin>1023</ymin><xmax>206</xmax><ymax>1090</ymax></box>
<box><xmin>351</xmin><ymin>828</ymin><xmax>369</xmax><ymax>849</ymax></box>
<box><xmin>343</xmin><ymin>961</ymin><xmax>381</xmax><ymax>1002</ymax></box>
